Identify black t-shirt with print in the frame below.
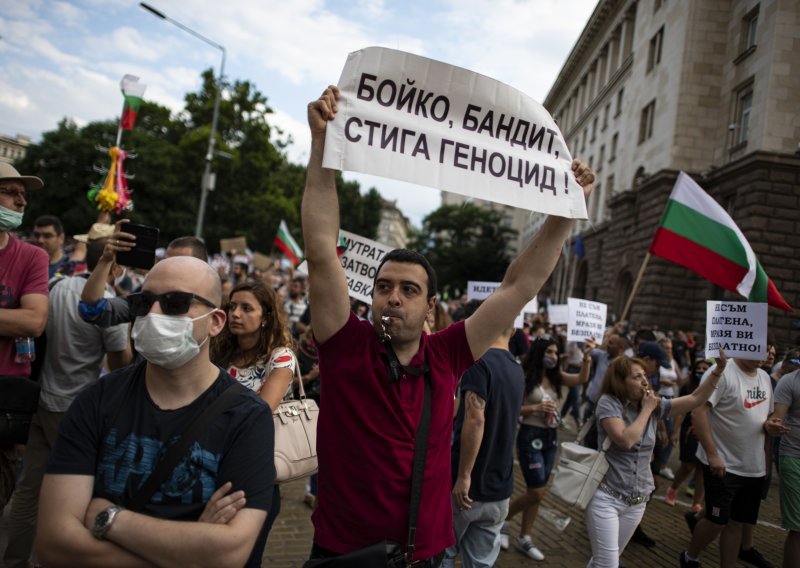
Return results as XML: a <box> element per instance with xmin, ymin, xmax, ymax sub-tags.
<box><xmin>48</xmin><ymin>359</ymin><xmax>275</xmax><ymax>564</ymax></box>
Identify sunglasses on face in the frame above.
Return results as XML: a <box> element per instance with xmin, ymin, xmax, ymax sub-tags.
<box><xmin>129</xmin><ymin>291</ymin><xmax>217</xmax><ymax>317</ymax></box>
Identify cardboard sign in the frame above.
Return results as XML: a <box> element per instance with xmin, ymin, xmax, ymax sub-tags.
<box><xmin>220</xmin><ymin>236</ymin><xmax>248</xmax><ymax>254</ymax></box>
<box><xmin>324</xmin><ymin>47</ymin><xmax>588</xmax><ymax>219</ymax></box>
<box><xmin>467</xmin><ymin>281</ymin><xmax>538</xmax><ymax>329</ymax></box>
<box><xmin>548</xmin><ymin>304</ymin><xmax>569</xmax><ymax>325</ymax></box>
<box><xmin>567</xmin><ymin>297</ymin><xmax>607</xmax><ymax>344</ymax></box>
<box><xmin>251</xmin><ymin>252</ymin><xmax>272</xmax><ymax>271</ymax></box>
<box><xmin>705</xmin><ymin>301</ymin><xmax>767</xmax><ymax>361</ymax></box>
<box><xmin>297</xmin><ymin>230</ymin><xmax>393</xmax><ymax>305</ymax></box>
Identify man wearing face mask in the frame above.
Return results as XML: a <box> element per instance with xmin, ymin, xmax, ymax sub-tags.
<box><xmin>36</xmin><ymin>256</ymin><xmax>276</xmax><ymax>568</ymax></box>
<box><xmin>3</xmin><ymin>234</ymin><xmax>132</xmax><ymax>568</ymax></box>
<box><xmin>0</xmin><ymin>163</ymin><xmax>49</xmax><ymax>515</ymax></box>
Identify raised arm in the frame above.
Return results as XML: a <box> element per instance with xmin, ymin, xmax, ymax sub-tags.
<box><xmin>561</xmin><ymin>337</ymin><xmax>596</xmax><ymax>386</ymax></box>
<box><xmin>81</xmin><ymin>220</ymin><xmax>134</xmax><ymax>306</ymax></box>
<box><xmin>302</xmin><ymin>86</ymin><xmax>351</xmax><ymax>343</ymax></box>
<box><xmin>669</xmin><ymin>351</ymin><xmax>727</xmax><ymax>417</ymax></box>
<box><xmin>465</xmin><ymin>161</ymin><xmax>594</xmax><ymax>360</ymax></box>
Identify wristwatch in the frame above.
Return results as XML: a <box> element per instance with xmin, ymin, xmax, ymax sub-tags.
<box><xmin>91</xmin><ymin>505</ymin><xmax>124</xmax><ymax>540</ymax></box>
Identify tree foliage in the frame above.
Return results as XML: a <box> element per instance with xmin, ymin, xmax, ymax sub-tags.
<box><xmin>408</xmin><ymin>203</ymin><xmax>517</xmax><ymax>292</ymax></box>
<box><xmin>17</xmin><ymin>69</ymin><xmax>381</xmax><ymax>253</ymax></box>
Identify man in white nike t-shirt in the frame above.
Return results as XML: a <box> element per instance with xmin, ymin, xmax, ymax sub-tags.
<box><xmin>680</xmin><ymin>355</ymin><xmax>773</xmax><ymax>568</ymax></box>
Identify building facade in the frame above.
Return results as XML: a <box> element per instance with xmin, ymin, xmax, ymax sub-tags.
<box><xmin>538</xmin><ymin>0</ymin><xmax>799</xmax><ymax>347</ymax></box>
<box><xmin>376</xmin><ymin>198</ymin><xmax>412</xmax><ymax>250</ymax></box>
<box><xmin>0</xmin><ymin>133</ymin><xmax>31</xmax><ymax>164</ymax></box>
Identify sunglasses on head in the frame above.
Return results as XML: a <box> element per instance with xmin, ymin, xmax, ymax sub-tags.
<box><xmin>129</xmin><ymin>291</ymin><xmax>217</xmax><ymax>317</ymax></box>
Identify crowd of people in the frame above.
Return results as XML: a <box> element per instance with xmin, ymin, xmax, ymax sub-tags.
<box><xmin>0</xmin><ymin>88</ymin><xmax>798</xmax><ymax>568</ymax></box>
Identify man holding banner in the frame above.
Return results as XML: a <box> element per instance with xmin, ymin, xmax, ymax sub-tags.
<box><xmin>302</xmin><ymin>85</ymin><xmax>594</xmax><ymax>565</ymax></box>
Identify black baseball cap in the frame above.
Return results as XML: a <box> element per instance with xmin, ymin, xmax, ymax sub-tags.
<box><xmin>637</xmin><ymin>342</ymin><xmax>671</xmax><ymax>369</ymax></box>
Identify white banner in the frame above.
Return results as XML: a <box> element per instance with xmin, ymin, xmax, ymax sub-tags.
<box><xmin>705</xmin><ymin>301</ymin><xmax>767</xmax><ymax>361</ymax></box>
<box><xmin>296</xmin><ymin>230</ymin><xmax>393</xmax><ymax>305</ymax></box>
<box><xmin>324</xmin><ymin>47</ymin><xmax>588</xmax><ymax>219</ymax></box>
<box><xmin>547</xmin><ymin>303</ymin><xmax>569</xmax><ymax>325</ymax></box>
<box><xmin>467</xmin><ymin>281</ymin><xmax>538</xmax><ymax>329</ymax></box>
<box><xmin>567</xmin><ymin>297</ymin><xmax>607</xmax><ymax>344</ymax></box>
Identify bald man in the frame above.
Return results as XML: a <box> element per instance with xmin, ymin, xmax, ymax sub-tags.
<box><xmin>36</xmin><ymin>257</ymin><xmax>276</xmax><ymax>568</ymax></box>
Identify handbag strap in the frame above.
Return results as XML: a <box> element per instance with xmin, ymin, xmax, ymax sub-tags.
<box><xmin>128</xmin><ymin>381</ymin><xmax>246</xmax><ymax>511</ymax></box>
<box><xmin>380</xmin><ymin>338</ymin><xmax>431</xmax><ymax>566</ymax></box>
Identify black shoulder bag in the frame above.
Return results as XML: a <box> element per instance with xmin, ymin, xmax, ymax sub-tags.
<box><xmin>126</xmin><ymin>381</ymin><xmax>246</xmax><ymax>511</ymax></box>
<box><xmin>304</xmin><ymin>342</ymin><xmax>432</xmax><ymax>568</ymax></box>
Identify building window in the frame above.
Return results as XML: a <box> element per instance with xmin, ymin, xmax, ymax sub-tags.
<box><xmin>654</xmin><ymin>0</ymin><xmax>663</xmax><ymax>12</ymax></box>
<box><xmin>638</xmin><ymin>99</ymin><xmax>656</xmax><ymax>144</ymax></box>
<box><xmin>602</xmin><ymin>103</ymin><xmax>611</xmax><ymax>131</ymax></box>
<box><xmin>743</xmin><ymin>6</ymin><xmax>759</xmax><ymax>50</ymax></box>
<box><xmin>615</xmin><ymin>88</ymin><xmax>624</xmax><ymax>117</ymax></box>
<box><xmin>598</xmin><ymin>145</ymin><xmax>605</xmax><ymax>172</ymax></box>
<box><xmin>610</xmin><ymin>133</ymin><xmax>618</xmax><ymax>162</ymax></box>
<box><xmin>732</xmin><ymin>83</ymin><xmax>754</xmax><ymax>146</ymax></box>
<box><xmin>581</xmin><ymin>127</ymin><xmax>588</xmax><ymax>153</ymax></box>
<box><xmin>647</xmin><ymin>26</ymin><xmax>664</xmax><ymax>72</ymax></box>
<box><xmin>607</xmin><ymin>174</ymin><xmax>615</xmax><ymax>195</ymax></box>
<box><xmin>591</xmin><ymin>117</ymin><xmax>598</xmax><ymax>142</ymax></box>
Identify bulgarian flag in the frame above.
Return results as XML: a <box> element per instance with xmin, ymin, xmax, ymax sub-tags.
<box><xmin>649</xmin><ymin>172</ymin><xmax>792</xmax><ymax>311</ymax></box>
<box><xmin>120</xmin><ymin>75</ymin><xmax>146</xmax><ymax>130</ymax></box>
<box><xmin>274</xmin><ymin>220</ymin><xmax>304</xmax><ymax>266</ymax></box>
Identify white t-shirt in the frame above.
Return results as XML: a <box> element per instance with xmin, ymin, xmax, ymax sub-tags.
<box><xmin>695</xmin><ymin>361</ymin><xmax>773</xmax><ymax>477</ymax></box>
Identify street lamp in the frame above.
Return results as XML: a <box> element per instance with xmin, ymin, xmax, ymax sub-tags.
<box><xmin>140</xmin><ymin>2</ymin><xmax>226</xmax><ymax>240</ymax></box>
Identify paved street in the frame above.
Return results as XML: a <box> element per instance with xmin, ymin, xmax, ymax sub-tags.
<box><xmin>1</xmin><ymin>423</ymin><xmax>785</xmax><ymax>567</ymax></box>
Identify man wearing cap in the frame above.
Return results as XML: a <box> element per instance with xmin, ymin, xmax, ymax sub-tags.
<box><xmin>3</xmin><ymin>231</ymin><xmax>132</xmax><ymax>568</ymax></box>
<box><xmin>0</xmin><ymin>163</ymin><xmax>49</xmax><ymax>514</ymax></box>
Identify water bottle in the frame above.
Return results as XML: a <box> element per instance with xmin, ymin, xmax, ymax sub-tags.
<box><xmin>542</xmin><ymin>392</ymin><xmax>560</xmax><ymax>427</ymax></box>
<box><xmin>15</xmin><ymin>337</ymin><xmax>35</xmax><ymax>363</ymax></box>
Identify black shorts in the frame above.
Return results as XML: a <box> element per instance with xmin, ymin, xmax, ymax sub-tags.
<box><xmin>702</xmin><ymin>465</ymin><xmax>765</xmax><ymax>525</ymax></box>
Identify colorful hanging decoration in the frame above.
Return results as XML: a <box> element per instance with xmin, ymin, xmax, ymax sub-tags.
<box><xmin>87</xmin><ymin>75</ymin><xmax>147</xmax><ymax>213</ymax></box>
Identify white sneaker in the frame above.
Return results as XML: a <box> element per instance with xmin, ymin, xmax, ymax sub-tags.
<box><xmin>659</xmin><ymin>467</ymin><xmax>676</xmax><ymax>480</ymax></box>
<box><xmin>514</xmin><ymin>535</ymin><xmax>545</xmax><ymax>561</ymax></box>
<box><xmin>499</xmin><ymin>521</ymin><xmax>510</xmax><ymax>551</ymax></box>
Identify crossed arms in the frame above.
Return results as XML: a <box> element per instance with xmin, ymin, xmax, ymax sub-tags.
<box><xmin>37</xmin><ymin>475</ymin><xmax>266</xmax><ymax>568</ymax></box>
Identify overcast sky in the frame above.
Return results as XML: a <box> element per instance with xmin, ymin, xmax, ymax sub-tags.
<box><xmin>0</xmin><ymin>0</ymin><xmax>598</xmax><ymax>226</ymax></box>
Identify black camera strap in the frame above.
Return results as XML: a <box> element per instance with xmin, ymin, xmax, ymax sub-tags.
<box><xmin>380</xmin><ymin>338</ymin><xmax>431</xmax><ymax>566</ymax></box>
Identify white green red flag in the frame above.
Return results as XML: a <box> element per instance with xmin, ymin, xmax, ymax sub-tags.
<box><xmin>649</xmin><ymin>172</ymin><xmax>792</xmax><ymax>311</ymax></box>
<box><xmin>274</xmin><ymin>220</ymin><xmax>304</xmax><ymax>266</ymax></box>
<box><xmin>120</xmin><ymin>75</ymin><xmax>146</xmax><ymax>130</ymax></box>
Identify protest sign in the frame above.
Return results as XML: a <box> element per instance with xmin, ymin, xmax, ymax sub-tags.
<box><xmin>251</xmin><ymin>252</ymin><xmax>272</xmax><ymax>271</ymax></box>
<box><xmin>467</xmin><ymin>281</ymin><xmax>537</xmax><ymax>328</ymax></box>
<box><xmin>567</xmin><ymin>297</ymin><xmax>607</xmax><ymax>344</ymax></box>
<box><xmin>297</xmin><ymin>230</ymin><xmax>393</xmax><ymax>305</ymax></box>
<box><xmin>705</xmin><ymin>301</ymin><xmax>767</xmax><ymax>361</ymax></box>
<box><xmin>548</xmin><ymin>304</ymin><xmax>569</xmax><ymax>325</ymax></box>
<box><xmin>220</xmin><ymin>236</ymin><xmax>248</xmax><ymax>254</ymax></box>
<box><xmin>324</xmin><ymin>47</ymin><xmax>588</xmax><ymax>219</ymax></box>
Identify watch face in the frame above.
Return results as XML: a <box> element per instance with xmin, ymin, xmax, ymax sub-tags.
<box><xmin>94</xmin><ymin>510</ymin><xmax>110</xmax><ymax>530</ymax></box>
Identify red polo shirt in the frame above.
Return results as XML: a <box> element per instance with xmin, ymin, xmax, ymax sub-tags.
<box><xmin>312</xmin><ymin>312</ymin><xmax>474</xmax><ymax>560</ymax></box>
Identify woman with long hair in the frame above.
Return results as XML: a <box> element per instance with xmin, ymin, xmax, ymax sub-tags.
<box><xmin>584</xmin><ymin>353</ymin><xmax>726</xmax><ymax>567</ymax></box>
<box><xmin>503</xmin><ymin>336</ymin><xmax>593</xmax><ymax>561</ymax></box>
<box><xmin>211</xmin><ymin>281</ymin><xmax>297</xmax><ymax>410</ymax></box>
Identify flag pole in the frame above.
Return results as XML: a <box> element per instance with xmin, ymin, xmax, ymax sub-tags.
<box><xmin>620</xmin><ymin>252</ymin><xmax>651</xmax><ymax>323</ymax></box>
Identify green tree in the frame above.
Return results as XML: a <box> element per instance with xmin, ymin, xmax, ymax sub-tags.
<box><xmin>409</xmin><ymin>203</ymin><xmax>517</xmax><ymax>292</ymax></box>
<box><xmin>16</xmin><ymin>69</ymin><xmax>381</xmax><ymax>253</ymax></box>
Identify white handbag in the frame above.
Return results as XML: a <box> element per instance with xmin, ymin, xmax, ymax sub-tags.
<box><xmin>549</xmin><ymin>417</ymin><xmax>611</xmax><ymax>510</ymax></box>
<box><xmin>273</xmin><ymin>363</ymin><xmax>319</xmax><ymax>483</ymax></box>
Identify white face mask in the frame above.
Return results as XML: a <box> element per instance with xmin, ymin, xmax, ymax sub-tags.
<box><xmin>131</xmin><ymin>311</ymin><xmax>214</xmax><ymax>370</ymax></box>
<box><xmin>0</xmin><ymin>205</ymin><xmax>23</xmax><ymax>231</ymax></box>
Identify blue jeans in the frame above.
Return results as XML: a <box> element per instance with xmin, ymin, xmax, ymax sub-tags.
<box><xmin>443</xmin><ymin>497</ymin><xmax>509</xmax><ymax>568</ymax></box>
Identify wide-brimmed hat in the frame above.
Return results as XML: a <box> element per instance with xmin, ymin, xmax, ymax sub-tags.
<box><xmin>0</xmin><ymin>162</ymin><xmax>44</xmax><ymax>191</ymax></box>
<box><xmin>74</xmin><ymin>223</ymin><xmax>115</xmax><ymax>243</ymax></box>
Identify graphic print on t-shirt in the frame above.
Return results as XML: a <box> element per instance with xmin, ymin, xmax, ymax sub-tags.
<box><xmin>744</xmin><ymin>384</ymin><xmax>769</xmax><ymax>409</ymax></box>
<box><xmin>97</xmin><ymin>429</ymin><xmax>220</xmax><ymax>504</ymax></box>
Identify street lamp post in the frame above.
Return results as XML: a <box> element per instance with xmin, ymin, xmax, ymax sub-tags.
<box><xmin>140</xmin><ymin>2</ymin><xmax>226</xmax><ymax>240</ymax></box>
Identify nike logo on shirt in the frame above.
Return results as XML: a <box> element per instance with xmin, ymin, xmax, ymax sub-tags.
<box><xmin>743</xmin><ymin>398</ymin><xmax>767</xmax><ymax>409</ymax></box>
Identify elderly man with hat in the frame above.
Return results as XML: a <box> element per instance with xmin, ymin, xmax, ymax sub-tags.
<box><xmin>0</xmin><ymin>163</ymin><xmax>49</xmax><ymax>512</ymax></box>
<box><xmin>3</xmin><ymin>220</ymin><xmax>133</xmax><ymax>568</ymax></box>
